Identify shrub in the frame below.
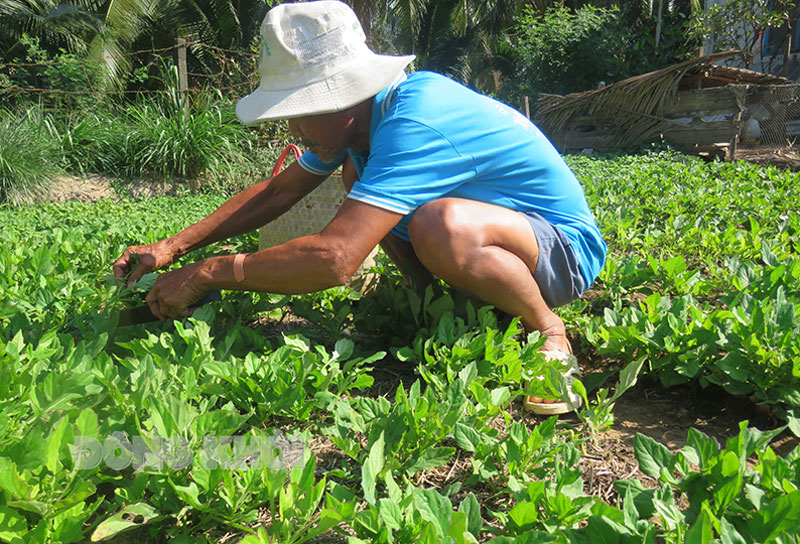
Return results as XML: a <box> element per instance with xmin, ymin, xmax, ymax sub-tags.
<box><xmin>690</xmin><ymin>0</ymin><xmax>795</xmax><ymax>68</ymax></box>
<box><xmin>510</xmin><ymin>5</ymin><xmax>625</xmax><ymax>98</ymax></box>
<box><xmin>504</xmin><ymin>3</ymin><xmax>698</xmax><ymax>105</ymax></box>
<box><xmin>120</xmin><ymin>92</ymin><xmax>246</xmax><ymax>180</ymax></box>
<box><xmin>0</xmin><ymin>107</ymin><xmax>63</xmax><ymax>204</ymax></box>
<box><xmin>0</xmin><ymin>35</ymin><xmax>108</xmax><ymax>111</ymax></box>
<box><xmin>48</xmin><ymin>66</ymin><xmax>253</xmax><ymax>184</ymax></box>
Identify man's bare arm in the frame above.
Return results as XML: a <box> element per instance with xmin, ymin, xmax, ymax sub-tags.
<box><xmin>144</xmin><ymin>198</ymin><xmax>404</xmax><ymax>319</ymax></box>
<box><xmin>113</xmin><ymin>162</ymin><xmax>328</xmax><ymax>285</ymax></box>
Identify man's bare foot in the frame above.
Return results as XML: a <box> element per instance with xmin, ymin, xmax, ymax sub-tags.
<box><xmin>523</xmin><ymin>346</ymin><xmax>582</xmax><ymax>412</ymax></box>
<box><xmin>541</xmin><ymin>333</ymin><xmax>572</xmax><ymax>355</ymax></box>
<box><xmin>536</xmin><ymin>316</ymin><xmax>572</xmax><ymax>354</ymax></box>
<box><xmin>527</xmin><ymin>326</ymin><xmax>573</xmax><ymax>406</ymax></box>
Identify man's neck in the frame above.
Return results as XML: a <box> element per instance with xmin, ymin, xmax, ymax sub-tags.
<box><xmin>349</xmin><ymin>98</ymin><xmax>373</xmax><ymax>154</ymax></box>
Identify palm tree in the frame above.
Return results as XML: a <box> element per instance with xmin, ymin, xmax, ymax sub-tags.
<box><xmin>0</xmin><ymin>0</ymin><xmax>102</xmax><ymax>58</ymax></box>
<box><xmin>1</xmin><ymin>0</ymin><xmax>274</xmax><ymax>92</ymax></box>
<box><xmin>356</xmin><ymin>0</ymin><xmax>520</xmax><ymax>94</ymax></box>
<box><xmin>94</xmin><ymin>0</ymin><xmax>273</xmax><ymax>90</ymax></box>
<box><xmin>426</xmin><ymin>0</ymin><xmax>520</xmax><ymax>92</ymax></box>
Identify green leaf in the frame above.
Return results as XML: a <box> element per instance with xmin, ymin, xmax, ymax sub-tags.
<box><xmin>634</xmin><ymin>434</ymin><xmax>678</xmax><ymax>482</ymax></box>
<box><xmin>744</xmin><ymin>483</ymin><xmax>766</xmax><ymax>511</ymax></box>
<box><xmin>614</xmin><ymin>480</ymin><xmax>656</xmax><ymax>519</ymax></box>
<box><xmin>583</xmin><ymin>513</ymin><xmax>632</xmax><ymax>543</ymax></box>
<box><xmin>394</xmin><ymin>346</ymin><xmax>415</xmax><ymax>362</ymax></box>
<box><xmin>685</xmin><ymin>509</ymin><xmax>713</xmax><ymax>544</ymax></box>
<box><xmin>454</xmin><ymin>423</ymin><xmax>483</xmax><ymax>452</ymax></box>
<box><xmin>459</xmin><ymin>493</ymin><xmax>482</xmax><ymax>538</ymax></box>
<box><xmin>239</xmin><ymin>527</ymin><xmax>270</xmax><ymax>544</ymax></box>
<box><xmin>0</xmin><ymin>458</ymin><xmax>31</xmax><ymax>500</ymax></box>
<box><xmin>622</xmin><ymin>486</ymin><xmax>638</xmax><ymax>528</ymax></box>
<box><xmin>0</xmin><ymin>506</ymin><xmax>28</xmax><ymax>541</ymax></box>
<box><xmin>611</xmin><ymin>357</ymin><xmax>645</xmax><ymax>402</ymax></box>
<box><xmin>490</xmin><ymin>386</ymin><xmax>511</xmax><ymax>406</ymax></box>
<box><xmin>172</xmin><ymin>482</ymin><xmax>203</xmax><ymax>510</ymax></box>
<box><xmin>313</xmin><ymin>507</ymin><xmax>346</xmax><ymax>536</ymax></box>
<box><xmin>682</xmin><ymin>428</ymin><xmax>720</xmax><ymax>469</ymax></box>
<box><xmin>90</xmin><ymin>503</ymin><xmax>161</xmax><ymax>542</ymax></box>
<box><xmin>447</xmin><ymin>511</ymin><xmax>472</xmax><ymax>543</ymax></box>
<box><xmin>750</xmin><ymin>491</ymin><xmax>800</xmax><ymax>542</ymax></box>
<box><xmin>719</xmin><ymin>518</ymin><xmax>747</xmax><ymax>544</ymax></box>
<box><xmin>378</xmin><ymin>498</ymin><xmax>403</xmax><ymax>530</ymax></box>
<box><xmin>74</xmin><ymin>408</ymin><xmax>99</xmax><ymax>438</ymax></box>
<box><xmin>712</xmin><ymin>451</ymin><xmax>743</xmax><ymax>513</ymax></box>
<box><xmin>362</xmin><ymin>432</ymin><xmax>385</xmax><ymax>505</ymax></box>
<box><xmin>508</xmin><ymin>501</ymin><xmax>538</xmax><ymax>533</ymax></box>
<box><xmin>418</xmin><ymin>521</ymin><xmax>439</xmax><ymax>544</ymax></box>
<box><xmin>46</xmin><ymin>417</ymin><xmax>70</xmax><ymax>474</ymax></box>
<box><xmin>334</xmin><ymin>337</ymin><xmax>354</xmax><ymax>359</ymax></box>
<box><xmin>413</xmin><ymin>488</ymin><xmax>452</xmax><ymax>537</ymax></box>
<box><xmin>383</xmin><ymin>471</ymin><xmax>402</xmax><ymax>505</ymax></box>
<box><xmin>785</xmin><ymin>409</ymin><xmax>800</xmax><ymax>437</ymax></box>
<box><xmin>652</xmin><ymin>496</ymin><xmax>685</xmax><ymax>531</ymax></box>
<box><xmin>405</xmin><ymin>446</ymin><xmax>454</xmax><ymax>473</ymax></box>
<box><xmin>571</xmin><ymin>378</ymin><xmax>589</xmax><ymax>406</ymax></box>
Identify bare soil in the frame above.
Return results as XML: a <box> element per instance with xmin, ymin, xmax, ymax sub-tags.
<box><xmin>734</xmin><ymin>145</ymin><xmax>800</xmax><ymax>171</ymax></box>
<box><xmin>37</xmin><ymin>174</ymin><xmax>189</xmax><ymax>202</ymax></box>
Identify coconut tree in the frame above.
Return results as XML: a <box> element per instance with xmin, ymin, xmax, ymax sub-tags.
<box><xmin>357</xmin><ymin>0</ymin><xmax>520</xmax><ymax>93</ymax></box>
<box><xmin>92</xmin><ymin>0</ymin><xmax>273</xmax><ymax>90</ymax></box>
<box><xmin>417</xmin><ymin>0</ymin><xmax>520</xmax><ymax>92</ymax></box>
<box><xmin>0</xmin><ymin>0</ymin><xmax>102</xmax><ymax>58</ymax></box>
<box><xmin>1</xmin><ymin>0</ymin><xmax>274</xmax><ymax>91</ymax></box>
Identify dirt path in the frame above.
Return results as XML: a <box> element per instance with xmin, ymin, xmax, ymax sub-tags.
<box><xmin>39</xmin><ymin>175</ymin><xmax>187</xmax><ymax>202</ymax></box>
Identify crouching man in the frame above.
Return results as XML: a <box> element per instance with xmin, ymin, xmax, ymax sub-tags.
<box><xmin>113</xmin><ymin>0</ymin><xmax>606</xmax><ymax>414</ymax></box>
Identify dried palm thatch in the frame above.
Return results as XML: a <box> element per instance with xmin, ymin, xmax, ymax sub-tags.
<box><xmin>534</xmin><ymin>51</ymin><xmax>739</xmax><ymax>149</ymax></box>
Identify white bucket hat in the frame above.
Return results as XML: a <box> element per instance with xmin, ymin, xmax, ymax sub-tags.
<box><xmin>236</xmin><ymin>0</ymin><xmax>415</xmax><ymax>124</ymax></box>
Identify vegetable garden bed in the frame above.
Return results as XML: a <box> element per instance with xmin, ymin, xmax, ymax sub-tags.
<box><xmin>1</xmin><ymin>151</ymin><xmax>798</xmax><ymax>543</ymax></box>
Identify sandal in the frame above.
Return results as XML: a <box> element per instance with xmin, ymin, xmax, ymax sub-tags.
<box><xmin>523</xmin><ymin>350</ymin><xmax>583</xmax><ymax>415</ymax></box>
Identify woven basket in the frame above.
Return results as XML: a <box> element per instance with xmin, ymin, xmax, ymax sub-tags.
<box><xmin>259</xmin><ymin>173</ymin><xmax>380</xmax><ymax>293</ymax></box>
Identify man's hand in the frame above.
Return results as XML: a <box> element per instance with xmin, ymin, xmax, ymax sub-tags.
<box><xmin>113</xmin><ymin>241</ymin><xmax>177</xmax><ymax>287</ymax></box>
<box><xmin>145</xmin><ymin>261</ymin><xmax>210</xmax><ymax>321</ymax></box>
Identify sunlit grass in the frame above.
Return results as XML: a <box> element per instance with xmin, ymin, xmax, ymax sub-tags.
<box><xmin>0</xmin><ymin>107</ymin><xmax>63</xmax><ymax>204</ymax></box>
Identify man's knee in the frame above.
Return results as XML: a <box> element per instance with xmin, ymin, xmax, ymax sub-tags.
<box><xmin>408</xmin><ymin>199</ymin><xmax>472</xmax><ymax>264</ymax></box>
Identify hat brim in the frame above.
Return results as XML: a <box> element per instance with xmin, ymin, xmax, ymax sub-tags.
<box><xmin>236</xmin><ymin>53</ymin><xmax>415</xmax><ymax>125</ymax></box>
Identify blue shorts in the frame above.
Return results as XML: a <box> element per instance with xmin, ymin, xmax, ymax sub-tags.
<box><xmin>522</xmin><ymin>212</ymin><xmax>586</xmax><ymax>308</ymax></box>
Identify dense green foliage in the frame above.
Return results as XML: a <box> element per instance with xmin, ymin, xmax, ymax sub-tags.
<box><xmin>2</xmin><ymin>1</ymin><xmax>707</xmax><ymax>109</ymax></box>
<box><xmin>1</xmin><ymin>152</ymin><xmax>798</xmax><ymax>543</ymax></box>
<box><xmin>0</xmin><ymin>36</ymin><xmax>110</xmax><ymax>111</ymax></box>
<box><xmin>0</xmin><ymin>94</ymin><xmax>285</xmax><ymax>202</ymax></box>
<box><xmin>0</xmin><ymin>108</ymin><xmax>64</xmax><ymax>204</ymax></box>
<box><xmin>689</xmin><ymin>0</ymin><xmax>796</xmax><ymax>68</ymax></box>
<box><xmin>511</xmin><ymin>5</ymin><xmax>624</xmax><ymax>97</ymax></box>
<box><xmin>507</xmin><ymin>2</ymin><xmax>700</xmax><ymax>101</ymax></box>
<box><xmin>567</xmin><ymin>152</ymin><xmax>800</xmax><ymax>431</ymax></box>
<box><xmin>0</xmin><ymin>0</ymin><xmax>273</xmax><ymax>93</ymax></box>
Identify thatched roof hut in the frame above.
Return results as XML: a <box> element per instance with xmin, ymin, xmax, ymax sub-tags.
<box><xmin>534</xmin><ymin>51</ymin><xmax>798</xmax><ymax>157</ymax></box>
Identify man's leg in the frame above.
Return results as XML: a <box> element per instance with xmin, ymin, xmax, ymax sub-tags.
<box><xmin>406</xmin><ymin>198</ymin><xmax>571</xmax><ymax>354</ymax></box>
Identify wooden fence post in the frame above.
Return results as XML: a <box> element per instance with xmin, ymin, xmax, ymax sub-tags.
<box><xmin>784</xmin><ymin>34</ymin><xmax>792</xmax><ymax>78</ymax></box>
<box><xmin>177</xmin><ymin>38</ymin><xmax>188</xmax><ymax>112</ymax></box>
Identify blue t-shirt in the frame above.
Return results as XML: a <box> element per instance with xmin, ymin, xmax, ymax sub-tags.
<box><xmin>297</xmin><ymin>71</ymin><xmax>606</xmax><ymax>287</ymax></box>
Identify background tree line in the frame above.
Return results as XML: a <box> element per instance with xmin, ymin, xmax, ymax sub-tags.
<box><xmin>0</xmin><ymin>0</ymin><xmax>796</xmax><ymax>109</ymax></box>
